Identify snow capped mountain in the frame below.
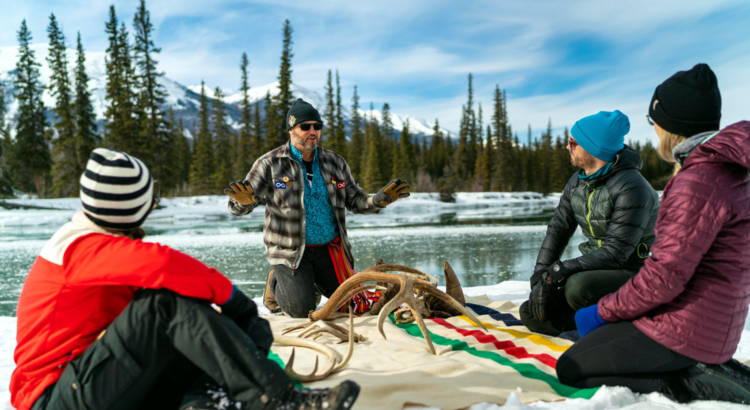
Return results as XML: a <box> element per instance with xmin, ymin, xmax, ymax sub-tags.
<box><xmin>1</xmin><ymin>43</ymin><xmax>452</xmax><ymax>140</ymax></box>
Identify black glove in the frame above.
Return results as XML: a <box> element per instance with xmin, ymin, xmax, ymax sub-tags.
<box><xmin>529</xmin><ymin>276</ymin><xmax>555</xmax><ymax>323</ymax></box>
<box><xmin>374</xmin><ymin>179</ymin><xmax>410</xmax><ymax>207</ymax></box>
<box><xmin>546</xmin><ymin>260</ymin><xmax>572</xmax><ymax>285</ymax></box>
<box><xmin>221</xmin><ymin>286</ymin><xmax>273</xmax><ymax>355</ymax></box>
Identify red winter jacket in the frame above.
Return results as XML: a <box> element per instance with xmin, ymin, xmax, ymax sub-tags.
<box><xmin>11</xmin><ymin>212</ymin><xmax>234</xmax><ymax>410</ymax></box>
<box><xmin>599</xmin><ymin>121</ymin><xmax>750</xmax><ymax>364</ymax></box>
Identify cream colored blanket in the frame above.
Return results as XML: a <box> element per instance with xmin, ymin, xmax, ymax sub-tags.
<box><xmin>265</xmin><ymin>296</ymin><xmax>597</xmax><ymax>410</ymax></box>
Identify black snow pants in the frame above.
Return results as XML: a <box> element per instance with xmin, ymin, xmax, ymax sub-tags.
<box><xmin>272</xmin><ymin>245</ymin><xmax>342</xmax><ymax>318</ymax></box>
<box><xmin>30</xmin><ymin>289</ymin><xmax>292</xmax><ymax>410</ymax></box>
<box><xmin>556</xmin><ymin>321</ymin><xmax>697</xmax><ymax>392</ymax></box>
<box><xmin>519</xmin><ymin>268</ymin><xmax>637</xmax><ymax>336</ymax></box>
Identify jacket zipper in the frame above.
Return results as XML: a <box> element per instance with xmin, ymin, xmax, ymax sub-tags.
<box><xmin>585</xmin><ymin>186</ymin><xmax>601</xmax><ymax>247</ymax></box>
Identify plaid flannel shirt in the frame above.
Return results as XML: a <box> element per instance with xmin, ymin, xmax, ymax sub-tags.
<box><xmin>228</xmin><ymin>141</ymin><xmax>382</xmax><ymax>269</ymax></box>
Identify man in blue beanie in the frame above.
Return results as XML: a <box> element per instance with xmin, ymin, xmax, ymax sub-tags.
<box><xmin>520</xmin><ymin>110</ymin><xmax>661</xmax><ymax>337</ymax></box>
<box><xmin>225</xmin><ymin>98</ymin><xmax>411</xmax><ymax>318</ymax></box>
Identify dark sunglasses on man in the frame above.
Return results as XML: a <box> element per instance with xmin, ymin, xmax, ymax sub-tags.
<box><xmin>299</xmin><ymin>123</ymin><xmax>323</xmax><ymax>131</ymax></box>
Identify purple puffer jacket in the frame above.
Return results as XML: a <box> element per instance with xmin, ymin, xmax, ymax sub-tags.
<box><xmin>598</xmin><ymin>121</ymin><xmax>750</xmax><ymax>364</ymax></box>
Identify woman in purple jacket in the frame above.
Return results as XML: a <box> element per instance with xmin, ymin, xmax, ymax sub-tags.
<box><xmin>555</xmin><ymin>64</ymin><xmax>750</xmax><ymax>404</ymax></box>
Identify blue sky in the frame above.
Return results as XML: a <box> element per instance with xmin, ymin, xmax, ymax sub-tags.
<box><xmin>2</xmin><ymin>0</ymin><xmax>749</xmax><ymax>142</ymax></box>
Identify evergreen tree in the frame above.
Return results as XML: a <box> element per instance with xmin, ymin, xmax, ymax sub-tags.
<box><xmin>523</xmin><ymin>126</ymin><xmax>534</xmax><ymax>192</ymax></box>
<box><xmin>492</xmin><ymin>86</ymin><xmax>514</xmax><ymax>191</ymax></box>
<box><xmin>361</xmin><ymin>112</ymin><xmax>384</xmax><ymax>193</ymax></box>
<box><xmin>167</xmin><ymin>107</ymin><xmax>190</xmax><ymax>194</ymax></box>
<box><xmin>392</xmin><ymin>119</ymin><xmax>414</xmax><ymax>181</ymax></box>
<box><xmin>464</xmin><ymin>74</ymin><xmax>478</xmax><ymax>183</ymax></box>
<box><xmin>379</xmin><ymin>103</ymin><xmax>394</xmax><ymax>183</ymax></box>
<box><xmin>334</xmin><ymin>70</ymin><xmax>346</xmax><ymax>158</ymax></box>
<box><xmin>346</xmin><ymin>85</ymin><xmax>364</xmax><ymax>179</ymax></box>
<box><xmin>540</xmin><ymin>119</ymin><xmax>553</xmax><ymax>194</ymax></box>
<box><xmin>73</xmin><ymin>33</ymin><xmax>99</xmax><ymax>174</ymax></box>
<box><xmin>212</xmin><ymin>87</ymin><xmax>232</xmax><ymax>191</ymax></box>
<box><xmin>263</xmin><ymin>91</ymin><xmax>276</xmax><ymax>152</ymax></box>
<box><xmin>0</xmin><ymin>83</ymin><xmax>14</xmax><ymax>196</ymax></box>
<box><xmin>188</xmin><ymin>82</ymin><xmax>214</xmax><ymax>194</ymax></box>
<box><xmin>322</xmin><ymin>70</ymin><xmax>342</xmax><ymax>152</ymax></box>
<box><xmin>46</xmin><ymin>14</ymin><xmax>80</xmax><ymax>197</ymax></box>
<box><xmin>235</xmin><ymin>52</ymin><xmax>253</xmax><ymax>175</ymax></box>
<box><xmin>103</xmin><ymin>7</ymin><xmax>137</xmax><ymax>154</ymax></box>
<box><xmin>133</xmin><ymin>0</ymin><xmax>170</xmax><ymax>186</ymax></box>
<box><xmin>264</xmin><ymin>20</ymin><xmax>294</xmax><ymax>148</ymax></box>
<box><xmin>14</xmin><ymin>20</ymin><xmax>51</xmax><ymax>196</ymax></box>
<box><xmin>452</xmin><ymin>105</ymin><xmax>469</xmax><ymax>184</ymax></box>
<box><xmin>427</xmin><ymin>119</ymin><xmax>445</xmax><ymax>180</ymax></box>
<box><xmin>474</xmin><ymin>125</ymin><xmax>493</xmax><ymax>191</ymax></box>
<box><xmin>252</xmin><ymin>95</ymin><xmax>263</xmax><ymax>162</ymax></box>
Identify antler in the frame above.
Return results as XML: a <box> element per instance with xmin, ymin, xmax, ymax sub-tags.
<box><xmin>275</xmin><ymin>309</ymin><xmax>356</xmax><ymax>382</ymax></box>
<box><xmin>310</xmin><ymin>263</ymin><xmax>486</xmax><ymax>355</ymax></box>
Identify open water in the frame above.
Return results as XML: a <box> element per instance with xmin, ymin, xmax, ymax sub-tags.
<box><xmin>0</xmin><ymin>194</ymin><xmax>585</xmax><ymax>316</ymax></box>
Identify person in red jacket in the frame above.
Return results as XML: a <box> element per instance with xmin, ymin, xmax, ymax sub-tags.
<box><xmin>556</xmin><ymin>64</ymin><xmax>750</xmax><ymax>404</ymax></box>
<box><xmin>11</xmin><ymin>148</ymin><xmax>360</xmax><ymax>410</ymax></box>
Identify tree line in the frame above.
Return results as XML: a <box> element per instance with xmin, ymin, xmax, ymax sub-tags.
<box><xmin>0</xmin><ymin>2</ymin><xmax>672</xmax><ymax>200</ymax></box>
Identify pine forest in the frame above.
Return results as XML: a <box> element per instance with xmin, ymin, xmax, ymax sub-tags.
<box><xmin>0</xmin><ymin>2</ymin><xmax>674</xmax><ymax>200</ymax></box>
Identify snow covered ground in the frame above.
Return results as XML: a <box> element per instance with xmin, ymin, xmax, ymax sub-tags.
<box><xmin>1</xmin><ymin>192</ymin><xmax>748</xmax><ymax>409</ymax></box>
<box><xmin>0</xmin><ymin>282</ymin><xmax>747</xmax><ymax>409</ymax></box>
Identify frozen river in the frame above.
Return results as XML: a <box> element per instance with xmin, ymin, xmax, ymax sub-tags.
<box><xmin>0</xmin><ymin>192</ymin><xmax>582</xmax><ymax>316</ymax></box>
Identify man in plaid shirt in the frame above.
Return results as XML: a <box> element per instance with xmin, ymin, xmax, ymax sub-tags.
<box><xmin>226</xmin><ymin>98</ymin><xmax>410</xmax><ymax>318</ymax></box>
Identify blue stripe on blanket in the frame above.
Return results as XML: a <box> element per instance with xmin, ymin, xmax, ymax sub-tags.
<box><xmin>466</xmin><ymin>303</ymin><xmax>524</xmax><ymax>327</ymax></box>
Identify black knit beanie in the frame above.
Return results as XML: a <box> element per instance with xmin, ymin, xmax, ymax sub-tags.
<box><xmin>649</xmin><ymin>63</ymin><xmax>721</xmax><ymax>137</ymax></box>
<box><xmin>286</xmin><ymin>98</ymin><xmax>323</xmax><ymax>130</ymax></box>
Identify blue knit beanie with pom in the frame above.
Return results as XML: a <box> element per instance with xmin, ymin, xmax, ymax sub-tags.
<box><xmin>571</xmin><ymin>110</ymin><xmax>630</xmax><ymax>162</ymax></box>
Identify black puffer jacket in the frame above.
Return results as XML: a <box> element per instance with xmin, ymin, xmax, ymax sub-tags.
<box><xmin>531</xmin><ymin>146</ymin><xmax>659</xmax><ymax>286</ymax></box>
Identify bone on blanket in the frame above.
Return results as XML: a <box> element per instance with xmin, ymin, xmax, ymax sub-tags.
<box><xmin>266</xmin><ymin>295</ymin><xmax>598</xmax><ymax>410</ymax></box>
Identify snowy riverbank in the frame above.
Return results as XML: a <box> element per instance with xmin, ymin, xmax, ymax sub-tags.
<box><xmin>0</xmin><ymin>281</ymin><xmax>747</xmax><ymax>409</ymax></box>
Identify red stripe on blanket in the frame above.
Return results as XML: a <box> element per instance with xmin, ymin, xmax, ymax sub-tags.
<box><xmin>431</xmin><ymin>318</ymin><xmax>558</xmax><ymax>368</ymax></box>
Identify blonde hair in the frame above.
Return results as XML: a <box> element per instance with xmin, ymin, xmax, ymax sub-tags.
<box><xmin>657</xmin><ymin>128</ymin><xmax>688</xmax><ymax>174</ymax></box>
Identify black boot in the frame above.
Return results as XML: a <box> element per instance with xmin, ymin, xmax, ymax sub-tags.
<box><xmin>267</xmin><ymin>380</ymin><xmax>360</xmax><ymax>410</ymax></box>
<box><xmin>664</xmin><ymin>360</ymin><xmax>750</xmax><ymax>404</ymax></box>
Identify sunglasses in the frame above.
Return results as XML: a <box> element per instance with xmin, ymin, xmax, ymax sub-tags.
<box><xmin>298</xmin><ymin>123</ymin><xmax>323</xmax><ymax>131</ymax></box>
<box><xmin>568</xmin><ymin>138</ymin><xmax>578</xmax><ymax>149</ymax></box>
<box><xmin>646</xmin><ymin>115</ymin><xmax>655</xmax><ymax>126</ymax></box>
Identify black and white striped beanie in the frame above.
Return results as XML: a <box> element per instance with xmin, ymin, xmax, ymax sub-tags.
<box><xmin>79</xmin><ymin>148</ymin><xmax>154</xmax><ymax>230</ymax></box>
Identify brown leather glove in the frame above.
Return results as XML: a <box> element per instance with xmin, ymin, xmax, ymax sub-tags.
<box><xmin>224</xmin><ymin>180</ymin><xmax>255</xmax><ymax>206</ymax></box>
<box><xmin>374</xmin><ymin>179</ymin><xmax>410</xmax><ymax>207</ymax></box>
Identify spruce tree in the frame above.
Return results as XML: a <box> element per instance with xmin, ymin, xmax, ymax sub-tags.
<box><xmin>334</xmin><ymin>70</ymin><xmax>347</xmax><ymax>158</ymax></box>
<box><xmin>346</xmin><ymin>85</ymin><xmax>364</xmax><ymax>179</ymax></box>
<box><xmin>392</xmin><ymin>119</ymin><xmax>414</xmax><ymax>181</ymax></box>
<box><xmin>265</xmin><ymin>20</ymin><xmax>294</xmax><ymax>148</ymax></box>
<box><xmin>188</xmin><ymin>82</ymin><xmax>214</xmax><ymax>194</ymax></box>
<box><xmin>133</xmin><ymin>0</ymin><xmax>172</xmax><ymax>187</ymax></box>
<box><xmin>103</xmin><ymin>7</ymin><xmax>137</xmax><ymax>154</ymax></box>
<box><xmin>47</xmin><ymin>14</ymin><xmax>80</xmax><ymax>197</ymax></box>
<box><xmin>73</xmin><ymin>33</ymin><xmax>99</xmax><ymax>174</ymax></box>
<box><xmin>379</xmin><ymin>103</ymin><xmax>394</xmax><ymax>183</ymax></box>
<box><xmin>235</xmin><ymin>53</ymin><xmax>253</xmax><ymax>175</ymax></box>
<box><xmin>322</xmin><ymin>70</ymin><xmax>341</xmax><ymax>152</ymax></box>
<box><xmin>212</xmin><ymin>88</ymin><xmax>232</xmax><ymax>191</ymax></box>
<box><xmin>362</xmin><ymin>113</ymin><xmax>384</xmax><ymax>193</ymax></box>
<box><xmin>0</xmin><ymin>83</ymin><xmax>14</xmax><ymax>196</ymax></box>
<box><xmin>540</xmin><ymin>119</ymin><xmax>553</xmax><ymax>194</ymax></box>
<box><xmin>263</xmin><ymin>91</ymin><xmax>276</xmax><ymax>152</ymax></box>
<box><xmin>14</xmin><ymin>20</ymin><xmax>51</xmax><ymax>196</ymax></box>
<box><xmin>167</xmin><ymin>107</ymin><xmax>190</xmax><ymax>194</ymax></box>
<box><xmin>492</xmin><ymin>86</ymin><xmax>514</xmax><ymax>191</ymax></box>
<box><xmin>252</xmin><ymin>95</ymin><xmax>263</xmax><ymax>162</ymax></box>
<box><xmin>428</xmin><ymin>119</ymin><xmax>444</xmax><ymax>180</ymax></box>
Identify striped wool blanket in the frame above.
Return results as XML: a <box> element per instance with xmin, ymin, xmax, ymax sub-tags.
<box><xmin>266</xmin><ymin>295</ymin><xmax>598</xmax><ymax>410</ymax></box>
